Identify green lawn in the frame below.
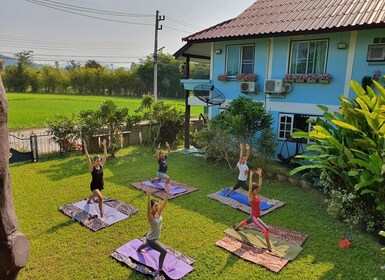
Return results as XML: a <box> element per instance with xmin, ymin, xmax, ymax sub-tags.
<box><xmin>11</xmin><ymin>146</ymin><xmax>384</xmax><ymax>279</ymax></box>
<box><xmin>7</xmin><ymin>93</ymin><xmax>203</xmax><ymax>131</ymax></box>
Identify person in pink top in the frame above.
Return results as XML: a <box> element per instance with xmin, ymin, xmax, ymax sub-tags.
<box><xmin>233</xmin><ymin>168</ymin><xmax>272</xmax><ymax>251</ymax></box>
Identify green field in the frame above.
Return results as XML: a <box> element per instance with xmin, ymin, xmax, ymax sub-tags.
<box><xmin>7</xmin><ymin>93</ymin><xmax>203</xmax><ymax>131</ymax></box>
<box><xmin>11</xmin><ymin>146</ymin><xmax>385</xmax><ymax>280</ymax></box>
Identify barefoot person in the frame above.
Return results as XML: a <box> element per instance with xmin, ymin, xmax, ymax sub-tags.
<box><xmin>153</xmin><ymin>142</ymin><xmax>171</xmax><ymax>184</ymax></box>
<box><xmin>137</xmin><ymin>183</ymin><xmax>170</xmax><ymax>277</ymax></box>
<box><xmin>233</xmin><ymin>168</ymin><xmax>272</xmax><ymax>251</ymax></box>
<box><xmin>226</xmin><ymin>143</ymin><xmax>250</xmax><ymax>196</ymax></box>
<box><xmin>84</xmin><ymin>138</ymin><xmax>107</xmax><ymax>218</ymax></box>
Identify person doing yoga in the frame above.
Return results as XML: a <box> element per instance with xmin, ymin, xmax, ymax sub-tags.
<box><xmin>137</xmin><ymin>183</ymin><xmax>170</xmax><ymax>277</ymax></box>
<box><xmin>225</xmin><ymin>143</ymin><xmax>250</xmax><ymax>197</ymax></box>
<box><xmin>233</xmin><ymin>168</ymin><xmax>272</xmax><ymax>251</ymax></box>
<box><xmin>153</xmin><ymin>142</ymin><xmax>171</xmax><ymax>184</ymax></box>
<box><xmin>84</xmin><ymin>138</ymin><xmax>107</xmax><ymax>218</ymax></box>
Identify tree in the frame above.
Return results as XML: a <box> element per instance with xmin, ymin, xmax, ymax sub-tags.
<box><xmin>97</xmin><ymin>100</ymin><xmax>128</xmax><ymax>157</ymax></box>
<box><xmin>15</xmin><ymin>50</ymin><xmax>34</xmax><ymax>67</ymax></box>
<box><xmin>0</xmin><ymin>59</ymin><xmax>30</xmax><ymax>279</ymax></box>
<box><xmin>197</xmin><ymin>96</ymin><xmax>275</xmax><ymax>169</ymax></box>
<box><xmin>65</xmin><ymin>60</ymin><xmax>81</xmax><ymax>71</ymax></box>
<box><xmin>85</xmin><ymin>59</ymin><xmax>102</xmax><ymax>69</ymax></box>
<box><xmin>47</xmin><ymin>115</ymin><xmax>78</xmax><ymax>154</ymax></box>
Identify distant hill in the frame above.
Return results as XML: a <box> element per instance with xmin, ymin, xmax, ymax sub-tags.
<box><xmin>0</xmin><ymin>53</ymin><xmax>45</xmax><ymax>69</ymax></box>
<box><xmin>0</xmin><ymin>54</ymin><xmax>18</xmax><ymax>68</ymax></box>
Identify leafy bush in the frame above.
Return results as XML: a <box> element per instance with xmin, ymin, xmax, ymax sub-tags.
<box><xmin>137</xmin><ymin>96</ymin><xmax>184</xmax><ymax>148</ymax></box>
<box><xmin>196</xmin><ymin>96</ymin><xmax>275</xmax><ymax>169</ymax></box>
<box><xmin>291</xmin><ymin>80</ymin><xmax>385</xmax><ymax>231</ymax></box>
<box><xmin>47</xmin><ymin>115</ymin><xmax>78</xmax><ymax>154</ymax></box>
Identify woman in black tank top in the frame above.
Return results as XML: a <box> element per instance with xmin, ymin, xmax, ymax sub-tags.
<box><xmin>84</xmin><ymin>139</ymin><xmax>108</xmax><ymax>218</ymax></box>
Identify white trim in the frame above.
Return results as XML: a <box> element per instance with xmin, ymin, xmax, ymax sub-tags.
<box><xmin>188</xmin><ymin>97</ymin><xmax>209</xmax><ymax>106</ymax></box>
<box><xmin>343</xmin><ymin>31</ymin><xmax>357</xmax><ymax>97</ymax></box>
<box><xmin>210</xmin><ymin>42</ymin><xmax>214</xmax><ymax>81</ymax></box>
<box><xmin>209</xmin><ymin>43</ymin><xmax>214</xmax><ymax>119</ymax></box>
<box><xmin>277</xmin><ymin>113</ymin><xmax>294</xmax><ymax>140</ymax></box>
<box><xmin>267</xmin><ymin>101</ymin><xmax>340</xmax><ymax>115</ymax></box>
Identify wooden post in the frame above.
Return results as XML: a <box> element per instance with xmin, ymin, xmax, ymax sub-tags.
<box><xmin>0</xmin><ymin>59</ymin><xmax>30</xmax><ymax>279</ymax></box>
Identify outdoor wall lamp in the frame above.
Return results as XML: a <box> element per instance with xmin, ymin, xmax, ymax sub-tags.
<box><xmin>337</xmin><ymin>42</ymin><xmax>347</xmax><ymax>49</ymax></box>
<box><xmin>215</xmin><ymin>49</ymin><xmax>222</xmax><ymax>54</ymax></box>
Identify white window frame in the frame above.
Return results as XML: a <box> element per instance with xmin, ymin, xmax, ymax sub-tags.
<box><xmin>288</xmin><ymin>39</ymin><xmax>329</xmax><ymax>74</ymax></box>
<box><xmin>278</xmin><ymin>113</ymin><xmax>294</xmax><ymax>140</ymax></box>
<box><xmin>225</xmin><ymin>44</ymin><xmax>255</xmax><ymax>77</ymax></box>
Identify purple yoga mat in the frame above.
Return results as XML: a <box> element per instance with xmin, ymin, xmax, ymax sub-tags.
<box><xmin>143</xmin><ymin>180</ymin><xmax>187</xmax><ymax>195</ymax></box>
<box><xmin>115</xmin><ymin>239</ymin><xmax>193</xmax><ymax>280</ymax></box>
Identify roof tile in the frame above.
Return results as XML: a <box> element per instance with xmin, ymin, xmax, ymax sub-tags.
<box><xmin>183</xmin><ymin>0</ymin><xmax>385</xmax><ymax>42</ymax></box>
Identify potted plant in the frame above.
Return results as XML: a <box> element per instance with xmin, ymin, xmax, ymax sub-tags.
<box><xmin>294</xmin><ymin>74</ymin><xmax>305</xmax><ymax>83</ymax></box>
<box><xmin>244</xmin><ymin>73</ymin><xmax>256</xmax><ymax>82</ymax></box>
<box><xmin>236</xmin><ymin>73</ymin><xmax>246</xmax><ymax>81</ymax></box>
<box><xmin>217</xmin><ymin>74</ymin><xmax>229</xmax><ymax>82</ymax></box>
<box><xmin>317</xmin><ymin>73</ymin><xmax>332</xmax><ymax>84</ymax></box>
<box><xmin>284</xmin><ymin>73</ymin><xmax>295</xmax><ymax>83</ymax></box>
<box><xmin>305</xmin><ymin>74</ymin><xmax>317</xmax><ymax>83</ymax></box>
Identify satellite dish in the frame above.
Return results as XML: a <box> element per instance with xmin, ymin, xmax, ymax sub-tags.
<box><xmin>193</xmin><ymin>85</ymin><xmax>225</xmax><ymax>107</ymax></box>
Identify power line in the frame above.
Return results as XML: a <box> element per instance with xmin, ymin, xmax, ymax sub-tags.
<box><xmin>25</xmin><ymin>0</ymin><xmax>154</xmax><ymax>26</ymax></box>
<box><xmin>35</xmin><ymin>0</ymin><xmax>154</xmax><ymax>17</ymax></box>
<box><xmin>0</xmin><ymin>34</ymin><xmax>152</xmax><ymax>48</ymax></box>
<box><xmin>167</xmin><ymin>16</ymin><xmax>205</xmax><ymax>29</ymax></box>
<box><xmin>163</xmin><ymin>25</ymin><xmax>193</xmax><ymax>34</ymax></box>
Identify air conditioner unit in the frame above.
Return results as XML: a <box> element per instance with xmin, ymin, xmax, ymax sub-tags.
<box><xmin>240</xmin><ymin>82</ymin><xmax>255</xmax><ymax>93</ymax></box>
<box><xmin>264</xmin><ymin>79</ymin><xmax>285</xmax><ymax>93</ymax></box>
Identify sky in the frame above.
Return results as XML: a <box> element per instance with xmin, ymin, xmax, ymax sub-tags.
<box><xmin>0</xmin><ymin>0</ymin><xmax>254</xmax><ymax>68</ymax></box>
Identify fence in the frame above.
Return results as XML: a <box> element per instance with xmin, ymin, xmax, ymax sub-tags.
<box><xmin>9</xmin><ymin>118</ymin><xmax>205</xmax><ymax>163</ymax></box>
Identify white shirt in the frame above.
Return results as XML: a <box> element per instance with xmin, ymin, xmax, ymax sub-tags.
<box><xmin>237</xmin><ymin>161</ymin><xmax>249</xmax><ymax>181</ymax></box>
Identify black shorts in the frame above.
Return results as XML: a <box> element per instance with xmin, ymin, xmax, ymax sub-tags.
<box><xmin>233</xmin><ymin>180</ymin><xmax>247</xmax><ymax>190</ymax></box>
<box><xmin>90</xmin><ymin>184</ymin><xmax>104</xmax><ymax>192</ymax></box>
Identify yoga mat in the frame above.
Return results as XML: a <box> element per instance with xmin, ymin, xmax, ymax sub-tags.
<box><xmin>215</xmin><ymin>235</ymin><xmax>288</xmax><ymax>273</ymax></box>
<box><xmin>73</xmin><ymin>200</ymin><xmax>128</xmax><ymax>225</ymax></box>
<box><xmin>143</xmin><ymin>180</ymin><xmax>187</xmax><ymax>195</ymax></box>
<box><xmin>224</xmin><ymin>228</ymin><xmax>303</xmax><ymax>260</ymax></box>
<box><xmin>218</xmin><ymin>188</ymin><xmax>273</xmax><ymax>210</ymax></box>
<box><xmin>132</xmin><ymin>180</ymin><xmax>198</xmax><ymax>200</ymax></box>
<box><xmin>59</xmin><ymin>196</ymin><xmax>139</xmax><ymax>231</ymax></box>
<box><xmin>115</xmin><ymin>239</ymin><xmax>193</xmax><ymax>280</ymax></box>
<box><xmin>207</xmin><ymin>188</ymin><xmax>285</xmax><ymax>216</ymax></box>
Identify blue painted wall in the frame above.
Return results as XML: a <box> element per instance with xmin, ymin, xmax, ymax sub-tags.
<box><xmin>194</xmin><ymin>28</ymin><xmax>385</xmax><ymax>160</ymax></box>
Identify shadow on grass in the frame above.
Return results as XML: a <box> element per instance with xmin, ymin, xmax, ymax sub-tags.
<box><xmin>38</xmin><ymin>157</ymin><xmax>86</xmax><ymax>181</ymax></box>
<box><xmin>46</xmin><ymin>219</ymin><xmax>77</xmax><ymax>234</ymax></box>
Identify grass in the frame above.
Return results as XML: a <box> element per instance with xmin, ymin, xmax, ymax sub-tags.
<box><xmin>11</xmin><ymin>146</ymin><xmax>385</xmax><ymax>279</ymax></box>
<box><xmin>7</xmin><ymin>93</ymin><xmax>204</xmax><ymax>131</ymax></box>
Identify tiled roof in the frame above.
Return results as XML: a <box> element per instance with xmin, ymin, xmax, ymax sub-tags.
<box><xmin>183</xmin><ymin>0</ymin><xmax>385</xmax><ymax>42</ymax></box>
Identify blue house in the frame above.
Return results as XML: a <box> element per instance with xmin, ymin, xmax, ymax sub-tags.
<box><xmin>174</xmin><ymin>0</ymin><xmax>385</xmax><ymax>160</ymax></box>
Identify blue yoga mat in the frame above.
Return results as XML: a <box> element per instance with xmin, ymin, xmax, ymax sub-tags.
<box><xmin>218</xmin><ymin>188</ymin><xmax>273</xmax><ymax>211</ymax></box>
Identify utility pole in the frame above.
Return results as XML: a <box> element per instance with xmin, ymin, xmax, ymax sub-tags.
<box><xmin>153</xmin><ymin>10</ymin><xmax>165</xmax><ymax>101</ymax></box>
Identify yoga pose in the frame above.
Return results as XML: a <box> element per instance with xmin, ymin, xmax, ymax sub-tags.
<box><xmin>225</xmin><ymin>143</ymin><xmax>250</xmax><ymax>197</ymax></box>
<box><xmin>84</xmin><ymin>138</ymin><xmax>107</xmax><ymax>218</ymax></box>
<box><xmin>234</xmin><ymin>168</ymin><xmax>272</xmax><ymax>251</ymax></box>
<box><xmin>153</xmin><ymin>142</ymin><xmax>170</xmax><ymax>184</ymax></box>
<box><xmin>137</xmin><ymin>183</ymin><xmax>170</xmax><ymax>277</ymax></box>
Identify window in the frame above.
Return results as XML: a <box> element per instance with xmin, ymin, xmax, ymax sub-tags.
<box><xmin>278</xmin><ymin>113</ymin><xmax>315</xmax><ymax>142</ymax></box>
<box><xmin>366</xmin><ymin>44</ymin><xmax>385</xmax><ymax>62</ymax></box>
<box><xmin>226</xmin><ymin>45</ymin><xmax>254</xmax><ymax>76</ymax></box>
<box><xmin>289</xmin><ymin>40</ymin><xmax>328</xmax><ymax>74</ymax></box>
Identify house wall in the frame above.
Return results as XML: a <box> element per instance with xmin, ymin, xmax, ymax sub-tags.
<box><xmin>209</xmin><ymin>28</ymin><xmax>385</xmax><ymax>160</ymax></box>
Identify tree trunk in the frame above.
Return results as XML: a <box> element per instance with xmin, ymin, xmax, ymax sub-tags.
<box><xmin>0</xmin><ymin>59</ymin><xmax>30</xmax><ymax>279</ymax></box>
